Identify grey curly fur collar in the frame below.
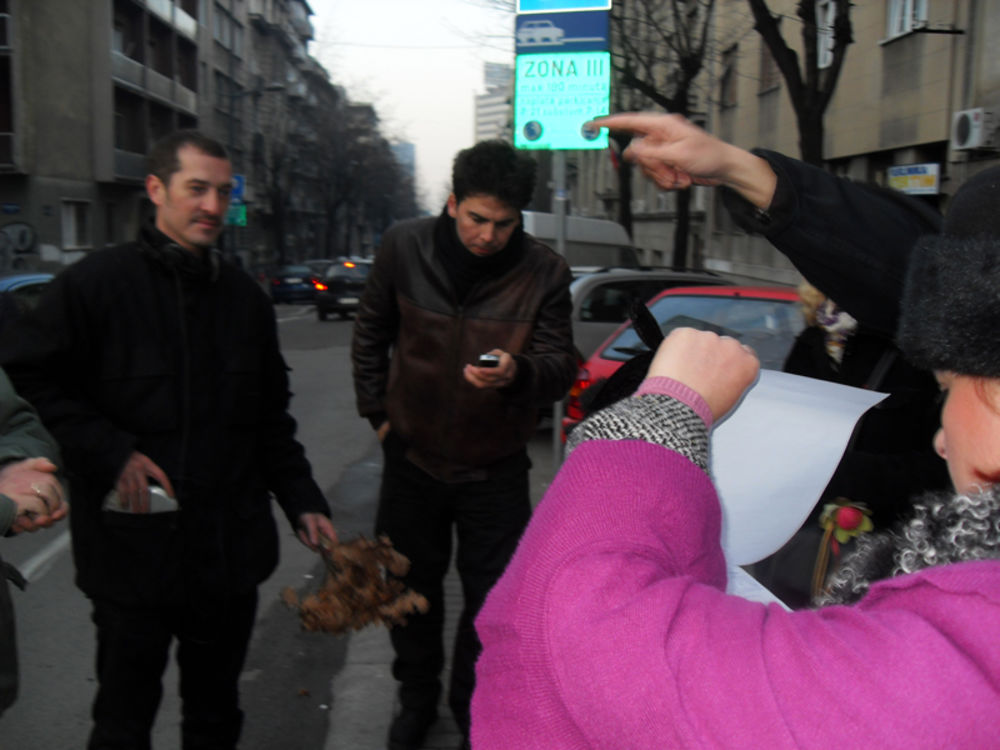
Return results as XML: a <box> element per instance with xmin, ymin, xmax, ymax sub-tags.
<box><xmin>818</xmin><ymin>486</ymin><xmax>1000</xmax><ymax>606</ymax></box>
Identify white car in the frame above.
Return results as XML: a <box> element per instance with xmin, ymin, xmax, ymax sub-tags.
<box><xmin>517</xmin><ymin>20</ymin><xmax>565</xmax><ymax>45</ymax></box>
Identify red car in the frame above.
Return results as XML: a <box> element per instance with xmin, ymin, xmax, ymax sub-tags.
<box><xmin>563</xmin><ymin>285</ymin><xmax>805</xmax><ymax>437</ymax></box>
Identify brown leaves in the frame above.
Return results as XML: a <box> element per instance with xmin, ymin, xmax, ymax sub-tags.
<box><xmin>282</xmin><ymin>535</ymin><xmax>429</xmax><ymax>634</ymax></box>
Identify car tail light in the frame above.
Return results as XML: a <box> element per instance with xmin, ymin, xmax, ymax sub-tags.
<box><xmin>271</xmin><ymin>278</ymin><xmax>280</xmax><ymax>286</ymax></box>
<box><xmin>565</xmin><ymin>366</ymin><xmax>591</xmax><ymax>421</ymax></box>
<box><xmin>313</xmin><ymin>280</ymin><xmax>328</xmax><ymax>291</ymax></box>
<box><xmin>343</xmin><ymin>261</ymin><xmax>356</xmax><ymax>268</ymax></box>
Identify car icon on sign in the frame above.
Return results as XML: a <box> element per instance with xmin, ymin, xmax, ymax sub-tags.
<box><xmin>517</xmin><ymin>19</ymin><xmax>565</xmax><ymax>45</ymax></box>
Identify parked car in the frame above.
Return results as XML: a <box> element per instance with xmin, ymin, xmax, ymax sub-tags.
<box><xmin>0</xmin><ymin>271</ymin><xmax>53</xmax><ymax>335</ymax></box>
<box><xmin>569</xmin><ymin>267</ymin><xmax>731</xmax><ymax>361</ymax></box>
<box><xmin>304</xmin><ymin>258</ymin><xmax>336</xmax><ymax>278</ymax></box>
<box><xmin>269</xmin><ymin>264</ymin><xmax>321</xmax><ymax>304</ymax></box>
<box><xmin>563</xmin><ymin>285</ymin><xmax>804</xmax><ymax>437</ymax></box>
<box><xmin>315</xmin><ymin>258</ymin><xmax>373</xmax><ymax>320</ymax></box>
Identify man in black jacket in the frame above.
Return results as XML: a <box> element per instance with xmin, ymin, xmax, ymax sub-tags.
<box><xmin>352</xmin><ymin>140</ymin><xmax>576</xmax><ymax>750</ymax></box>
<box><xmin>0</xmin><ymin>130</ymin><xmax>336</xmax><ymax>749</ymax></box>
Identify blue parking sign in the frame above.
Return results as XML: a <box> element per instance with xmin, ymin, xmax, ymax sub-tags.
<box><xmin>231</xmin><ymin>174</ymin><xmax>245</xmax><ymax>202</ymax></box>
<box><xmin>517</xmin><ymin>0</ymin><xmax>611</xmax><ymax>12</ymax></box>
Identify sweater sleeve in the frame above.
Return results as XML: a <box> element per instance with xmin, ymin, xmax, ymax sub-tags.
<box><xmin>472</xmin><ymin>395</ymin><xmax>1000</xmax><ymax>748</ymax></box>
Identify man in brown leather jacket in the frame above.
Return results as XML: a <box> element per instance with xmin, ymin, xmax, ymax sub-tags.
<box><xmin>351</xmin><ymin>140</ymin><xmax>576</xmax><ymax>750</ymax></box>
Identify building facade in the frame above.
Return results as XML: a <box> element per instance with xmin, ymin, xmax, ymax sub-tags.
<box><xmin>0</xmin><ymin>0</ymin><xmax>344</xmax><ymax>272</ymax></box>
<box><xmin>474</xmin><ymin>62</ymin><xmax>513</xmax><ymax>143</ymax></box>
<box><xmin>565</xmin><ymin>0</ymin><xmax>1000</xmax><ymax>283</ymax></box>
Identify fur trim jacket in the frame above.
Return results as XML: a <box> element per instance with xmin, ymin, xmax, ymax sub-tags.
<box><xmin>472</xmin><ymin>384</ymin><xmax>1000</xmax><ymax>749</ymax></box>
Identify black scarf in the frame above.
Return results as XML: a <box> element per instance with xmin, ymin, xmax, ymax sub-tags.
<box><xmin>434</xmin><ymin>207</ymin><xmax>526</xmax><ymax>303</ymax></box>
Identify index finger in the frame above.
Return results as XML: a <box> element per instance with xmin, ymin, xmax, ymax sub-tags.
<box><xmin>589</xmin><ymin>112</ymin><xmax>666</xmax><ymax>136</ymax></box>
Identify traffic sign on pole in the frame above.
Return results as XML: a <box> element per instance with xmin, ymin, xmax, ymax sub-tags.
<box><xmin>225</xmin><ymin>203</ymin><xmax>247</xmax><ymax>227</ymax></box>
<box><xmin>514</xmin><ymin>51</ymin><xmax>610</xmax><ymax>150</ymax></box>
<box><xmin>231</xmin><ymin>174</ymin><xmax>246</xmax><ymax>202</ymax></box>
<box><xmin>517</xmin><ymin>0</ymin><xmax>611</xmax><ymax>13</ymax></box>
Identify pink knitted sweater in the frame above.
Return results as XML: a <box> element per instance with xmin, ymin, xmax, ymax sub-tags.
<box><xmin>471</xmin><ymin>387</ymin><xmax>1000</xmax><ymax>749</ymax></box>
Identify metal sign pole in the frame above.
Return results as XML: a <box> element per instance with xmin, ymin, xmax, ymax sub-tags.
<box><xmin>552</xmin><ymin>150</ymin><xmax>567</xmax><ymax>473</ymax></box>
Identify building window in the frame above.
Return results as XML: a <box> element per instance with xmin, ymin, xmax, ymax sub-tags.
<box><xmin>816</xmin><ymin>0</ymin><xmax>835</xmax><ymax>69</ymax></box>
<box><xmin>105</xmin><ymin>203</ymin><xmax>117</xmax><ymax>246</ymax></box>
<box><xmin>62</xmin><ymin>201</ymin><xmax>91</xmax><ymax>249</ymax></box>
<box><xmin>720</xmin><ymin>45</ymin><xmax>738</xmax><ymax>108</ymax></box>
<box><xmin>886</xmin><ymin>0</ymin><xmax>927</xmax><ymax>38</ymax></box>
<box><xmin>213</xmin><ymin>3</ymin><xmax>243</xmax><ymax>57</ymax></box>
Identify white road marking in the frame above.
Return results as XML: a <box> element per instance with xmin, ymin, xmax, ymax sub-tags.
<box><xmin>19</xmin><ymin>529</ymin><xmax>71</xmax><ymax>583</ymax></box>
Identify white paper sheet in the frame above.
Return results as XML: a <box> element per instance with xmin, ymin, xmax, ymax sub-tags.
<box><xmin>710</xmin><ymin>370</ymin><xmax>887</xmax><ymax>581</ymax></box>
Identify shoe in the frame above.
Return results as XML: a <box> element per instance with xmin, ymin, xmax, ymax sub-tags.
<box><xmin>387</xmin><ymin>706</ymin><xmax>438</xmax><ymax>750</ymax></box>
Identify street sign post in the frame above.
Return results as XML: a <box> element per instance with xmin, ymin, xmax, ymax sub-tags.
<box><xmin>515</xmin><ymin>10</ymin><xmax>608</xmax><ymax>54</ymax></box>
<box><xmin>225</xmin><ymin>203</ymin><xmax>247</xmax><ymax>227</ymax></box>
<box><xmin>231</xmin><ymin>173</ymin><xmax>246</xmax><ymax>202</ymax></box>
<box><xmin>517</xmin><ymin>0</ymin><xmax>611</xmax><ymax>13</ymax></box>
<box><xmin>514</xmin><ymin>50</ymin><xmax>610</xmax><ymax>150</ymax></box>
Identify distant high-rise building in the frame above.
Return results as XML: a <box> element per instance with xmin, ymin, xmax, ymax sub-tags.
<box><xmin>474</xmin><ymin>62</ymin><xmax>512</xmax><ymax>143</ymax></box>
<box><xmin>392</xmin><ymin>141</ymin><xmax>416</xmax><ymax>181</ymax></box>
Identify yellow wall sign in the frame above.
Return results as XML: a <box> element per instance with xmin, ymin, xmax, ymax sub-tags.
<box><xmin>887</xmin><ymin>164</ymin><xmax>940</xmax><ymax>195</ymax></box>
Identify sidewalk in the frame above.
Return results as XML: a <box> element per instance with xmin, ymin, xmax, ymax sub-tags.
<box><xmin>324</xmin><ymin>426</ymin><xmax>561</xmax><ymax>750</ymax></box>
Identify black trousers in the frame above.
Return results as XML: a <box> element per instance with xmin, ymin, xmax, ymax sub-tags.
<box><xmin>86</xmin><ymin>589</ymin><xmax>258</xmax><ymax>750</ymax></box>
<box><xmin>376</xmin><ymin>449</ymin><xmax>531</xmax><ymax>735</ymax></box>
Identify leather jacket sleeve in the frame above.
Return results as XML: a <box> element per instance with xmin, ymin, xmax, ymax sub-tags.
<box><xmin>351</xmin><ymin>237</ymin><xmax>399</xmax><ymax>425</ymax></box>
<box><xmin>501</xmin><ymin>261</ymin><xmax>576</xmax><ymax>408</ymax></box>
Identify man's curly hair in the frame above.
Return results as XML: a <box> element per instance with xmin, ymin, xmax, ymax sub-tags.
<box><xmin>818</xmin><ymin>487</ymin><xmax>1000</xmax><ymax>606</ymax></box>
<box><xmin>452</xmin><ymin>140</ymin><xmax>536</xmax><ymax>210</ymax></box>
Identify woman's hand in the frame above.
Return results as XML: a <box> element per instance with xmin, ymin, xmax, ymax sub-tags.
<box><xmin>648</xmin><ymin>328</ymin><xmax>760</xmax><ymax>422</ymax></box>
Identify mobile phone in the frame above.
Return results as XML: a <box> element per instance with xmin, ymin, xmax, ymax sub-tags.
<box><xmin>477</xmin><ymin>353</ymin><xmax>501</xmax><ymax>368</ymax></box>
<box><xmin>103</xmin><ymin>484</ymin><xmax>179</xmax><ymax>513</ymax></box>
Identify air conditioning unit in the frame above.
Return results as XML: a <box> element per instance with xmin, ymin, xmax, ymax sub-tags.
<box><xmin>951</xmin><ymin>108</ymin><xmax>996</xmax><ymax>151</ymax></box>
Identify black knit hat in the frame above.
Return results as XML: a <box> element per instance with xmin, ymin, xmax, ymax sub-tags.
<box><xmin>897</xmin><ymin>166</ymin><xmax>1000</xmax><ymax>377</ymax></box>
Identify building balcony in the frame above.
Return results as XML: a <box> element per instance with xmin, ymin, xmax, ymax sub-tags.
<box><xmin>290</xmin><ymin>15</ymin><xmax>314</xmax><ymax>41</ymax></box>
<box><xmin>111</xmin><ymin>52</ymin><xmax>198</xmax><ymax>114</ymax></box>
<box><xmin>111</xmin><ymin>51</ymin><xmax>144</xmax><ymax>90</ymax></box>
<box><xmin>142</xmin><ymin>0</ymin><xmax>196</xmax><ymax>40</ymax></box>
<box><xmin>147</xmin><ymin>67</ymin><xmax>174</xmax><ymax>103</ymax></box>
<box><xmin>174</xmin><ymin>84</ymin><xmax>196</xmax><ymax>114</ymax></box>
<box><xmin>114</xmin><ymin>149</ymin><xmax>147</xmax><ymax>182</ymax></box>
<box><xmin>174</xmin><ymin>6</ymin><xmax>197</xmax><ymax>40</ymax></box>
<box><xmin>144</xmin><ymin>0</ymin><xmax>172</xmax><ymax>26</ymax></box>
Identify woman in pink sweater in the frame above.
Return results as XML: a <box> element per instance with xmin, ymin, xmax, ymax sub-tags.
<box><xmin>471</xmin><ymin>120</ymin><xmax>1000</xmax><ymax>749</ymax></box>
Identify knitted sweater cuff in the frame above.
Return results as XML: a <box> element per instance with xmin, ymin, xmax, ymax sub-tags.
<box><xmin>565</xmin><ymin>392</ymin><xmax>710</xmax><ymax>472</ymax></box>
<box><xmin>636</xmin><ymin>377</ymin><xmax>713</xmax><ymax>429</ymax></box>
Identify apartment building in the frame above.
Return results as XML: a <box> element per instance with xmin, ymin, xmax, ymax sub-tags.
<box><xmin>474</xmin><ymin>62</ymin><xmax>513</xmax><ymax>143</ymax></box>
<box><xmin>0</xmin><ymin>0</ymin><xmax>336</xmax><ymax>271</ymax></box>
<box><xmin>704</xmin><ymin>0</ymin><xmax>1000</xmax><ymax>283</ymax></box>
<box><xmin>568</xmin><ymin>0</ymin><xmax>1000</xmax><ymax>283</ymax></box>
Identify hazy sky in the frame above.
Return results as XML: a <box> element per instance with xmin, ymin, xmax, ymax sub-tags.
<box><xmin>308</xmin><ymin>0</ymin><xmax>515</xmax><ymax>210</ymax></box>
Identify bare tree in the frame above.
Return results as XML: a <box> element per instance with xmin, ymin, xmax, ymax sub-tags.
<box><xmin>746</xmin><ymin>0</ymin><xmax>853</xmax><ymax>165</ymax></box>
<box><xmin>611</xmin><ymin>0</ymin><xmax>715</xmax><ymax>267</ymax></box>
